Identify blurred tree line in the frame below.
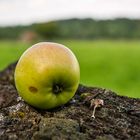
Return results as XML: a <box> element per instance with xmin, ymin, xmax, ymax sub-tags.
<box><xmin>0</xmin><ymin>18</ymin><xmax>140</xmax><ymax>40</ymax></box>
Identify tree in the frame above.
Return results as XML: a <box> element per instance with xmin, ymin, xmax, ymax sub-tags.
<box><xmin>33</xmin><ymin>22</ymin><xmax>59</xmax><ymax>39</ymax></box>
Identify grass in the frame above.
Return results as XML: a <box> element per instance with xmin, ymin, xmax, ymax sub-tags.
<box><xmin>0</xmin><ymin>39</ymin><xmax>140</xmax><ymax>98</ymax></box>
<box><xmin>0</xmin><ymin>40</ymin><xmax>29</xmax><ymax>69</ymax></box>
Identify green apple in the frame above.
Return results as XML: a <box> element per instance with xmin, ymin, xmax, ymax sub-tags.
<box><xmin>14</xmin><ymin>42</ymin><xmax>80</xmax><ymax>109</ymax></box>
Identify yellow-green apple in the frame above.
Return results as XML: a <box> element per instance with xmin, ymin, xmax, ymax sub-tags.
<box><xmin>14</xmin><ymin>42</ymin><xmax>80</xmax><ymax>109</ymax></box>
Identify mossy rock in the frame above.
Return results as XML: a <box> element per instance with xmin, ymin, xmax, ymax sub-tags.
<box><xmin>0</xmin><ymin>62</ymin><xmax>140</xmax><ymax>140</ymax></box>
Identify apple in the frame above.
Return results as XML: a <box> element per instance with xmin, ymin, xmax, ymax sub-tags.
<box><xmin>14</xmin><ymin>42</ymin><xmax>80</xmax><ymax>109</ymax></box>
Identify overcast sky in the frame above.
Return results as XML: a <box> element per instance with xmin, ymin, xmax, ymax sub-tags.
<box><xmin>0</xmin><ymin>0</ymin><xmax>140</xmax><ymax>26</ymax></box>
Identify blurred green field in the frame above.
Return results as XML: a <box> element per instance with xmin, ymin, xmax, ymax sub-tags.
<box><xmin>0</xmin><ymin>40</ymin><xmax>140</xmax><ymax>98</ymax></box>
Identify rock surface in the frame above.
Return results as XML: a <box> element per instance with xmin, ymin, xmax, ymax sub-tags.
<box><xmin>0</xmin><ymin>62</ymin><xmax>140</xmax><ymax>140</ymax></box>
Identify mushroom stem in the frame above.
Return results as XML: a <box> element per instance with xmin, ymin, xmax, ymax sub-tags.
<box><xmin>91</xmin><ymin>104</ymin><xmax>98</xmax><ymax>118</ymax></box>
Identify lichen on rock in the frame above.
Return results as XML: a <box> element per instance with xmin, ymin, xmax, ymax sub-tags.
<box><xmin>32</xmin><ymin>117</ymin><xmax>88</xmax><ymax>140</ymax></box>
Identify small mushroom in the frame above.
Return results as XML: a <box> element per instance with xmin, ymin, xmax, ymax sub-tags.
<box><xmin>90</xmin><ymin>99</ymin><xmax>104</xmax><ymax>118</ymax></box>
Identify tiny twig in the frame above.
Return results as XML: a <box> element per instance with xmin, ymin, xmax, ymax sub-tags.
<box><xmin>83</xmin><ymin>92</ymin><xmax>101</xmax><ymax>104</ymax></box>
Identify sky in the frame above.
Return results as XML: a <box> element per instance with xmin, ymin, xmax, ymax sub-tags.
<box><xmin>0</xmin><ymin>0</ymin><xmax>140</xmax><ymax>26</ymax></box>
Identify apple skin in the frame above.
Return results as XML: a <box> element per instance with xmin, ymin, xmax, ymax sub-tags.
<box><xmin>14</xmin><ymin>42</ymin><xmax>80</xmax><ymax>109</ymax></box>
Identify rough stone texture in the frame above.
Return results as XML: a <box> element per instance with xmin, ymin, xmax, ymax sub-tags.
<box><xmin>0</xmin><ymin>62</ymin><xmax>140</xmax><ymax>140</ymax></box>
<box><xmin>32</xmin><ymin>117</ymin><xmax>88</xmax><ymax>140</ymax></box>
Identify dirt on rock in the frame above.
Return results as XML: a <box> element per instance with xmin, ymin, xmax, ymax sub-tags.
<box><xmin>0</xmin><ymin>62</ymin><xmax>140</xmax><ymax>140</ymax></box>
